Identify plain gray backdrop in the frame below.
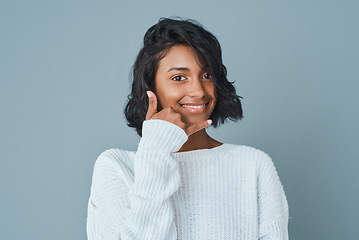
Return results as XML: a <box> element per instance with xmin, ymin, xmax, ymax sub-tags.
<box><xmin>1</xmin><ymin>0</ymin><xmax>358</xmax><ymax>239</ymax></box>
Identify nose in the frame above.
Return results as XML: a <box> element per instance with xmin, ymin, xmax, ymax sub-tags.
<box><xmin>187</xmin><ymin>78</ymin><xmax>206</xmax><ymax>99</ymax></box>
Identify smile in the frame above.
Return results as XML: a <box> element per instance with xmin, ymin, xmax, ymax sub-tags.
<box><xmin>180</xmin><ymin>102</ymin><xmax>209</xmax><ymax>113</ymax></box>
<box><xmin>182</xmin><ymin>104</ymin><xmax>205</xmax><ymax>109</ymax></box>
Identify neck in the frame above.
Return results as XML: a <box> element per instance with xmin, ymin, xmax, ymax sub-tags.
<box><xmin>177</xmin><ymin>129</ymin><xmax>222</xmax><ymax>152</ymax></box>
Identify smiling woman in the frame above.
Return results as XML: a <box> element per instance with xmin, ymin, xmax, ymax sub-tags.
<box><xmin>153</xmin><ymin>45</ymin><xmax>220</xmax><ymax>151</ymax></box>
<box><xmin>86</xmin><ymin>17</ymin><xmax>289</xmax><ymax>240</ymax></box>
<box><xmin>155</xmin><ymin>46</ymin><xmax>216</xmax><ymax>117</ymax></box>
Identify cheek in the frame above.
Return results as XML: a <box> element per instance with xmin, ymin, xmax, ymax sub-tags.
<box><xmin>205</xmin><ymin>83</ymin><xmax>217</xmax><ymax>100</ymax></box>
<box><xmin>156</xmin><ymin>86</ymin><xmax>185</xmax><ymax>108</ymax></box>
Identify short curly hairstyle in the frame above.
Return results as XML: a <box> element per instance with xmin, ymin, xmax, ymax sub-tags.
<box><xmin>124</xmin><ymin>17</ymin><xmax>243</xmax><ymax>136</ymax></box>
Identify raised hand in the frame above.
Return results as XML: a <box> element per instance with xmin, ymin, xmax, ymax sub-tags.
<box><xmin>146</xmin><ymin>91</ymin><xmax>212</xmax><ymax>137</ymax></box>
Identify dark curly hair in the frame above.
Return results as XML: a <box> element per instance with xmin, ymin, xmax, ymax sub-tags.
<box><xmin>124</xmin><ymin>17</ymin><xmax>243</xmax><ymax>136</ymax></box>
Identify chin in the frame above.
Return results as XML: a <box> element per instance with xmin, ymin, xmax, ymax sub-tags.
<box><xmin>182</xmin><ymin>116</ymin><xmax>210</xmax><ymax>126</ymax></box>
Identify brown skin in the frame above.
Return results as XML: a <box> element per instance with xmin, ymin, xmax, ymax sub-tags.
<box><xmin>145</xmin><ymin>45</ymin><xmax>222</xmax><ymax>152</ymax></box>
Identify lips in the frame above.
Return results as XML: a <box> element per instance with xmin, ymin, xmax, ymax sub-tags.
<box><xmin>180</xmin><ymin>102</ymin><xmax>209</xmax><ymax>113</ymax></box>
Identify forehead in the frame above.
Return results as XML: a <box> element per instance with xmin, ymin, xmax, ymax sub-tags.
<box><xmin>157</xmin><ymin>45</ymin><xmax>208</xmax><ymax>72</ymax></box>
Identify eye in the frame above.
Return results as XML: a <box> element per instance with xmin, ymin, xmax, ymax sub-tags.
<box><xmin>171</xmin><ymin>75</ymin><xmax>186</xmax><ymax>81</ymax></box>
<box><xmin>202</xmin><ymin>73</ymin><xmax>212</xmax><ymax>79</ymax></box>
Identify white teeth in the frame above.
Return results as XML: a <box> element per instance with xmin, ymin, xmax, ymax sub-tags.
<box><xmin>182</xmin><ymin>104</ymin><xmax>205</xmax><ymax>109</ymax></box>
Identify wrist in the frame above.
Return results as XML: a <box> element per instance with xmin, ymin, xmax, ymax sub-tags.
<box><xmin>138</xmin><ymin>119</ymin><xmax>188</xmax><ymax>153</ymax></box>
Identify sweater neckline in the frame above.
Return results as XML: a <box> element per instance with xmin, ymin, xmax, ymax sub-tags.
<box><xmin>172</xmin><ymin>143</ymin><xmax>233</xmax><ymax>161</ymax></box>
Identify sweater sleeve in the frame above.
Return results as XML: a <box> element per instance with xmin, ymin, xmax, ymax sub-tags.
<box><xmin>86</xmin><ymin>119</ymin><xmax>188</xmax><ymax>240</ymax></box>
<box><xmin>257</xmin><ymin>154</ymin><xmax>290</xmax><ymax>240</ymax></box>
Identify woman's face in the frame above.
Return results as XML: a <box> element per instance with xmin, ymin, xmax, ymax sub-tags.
<box><xmin>154</xmin><ymin>45</ymin><xmax>217</xmax><ymax>126</ymax></box>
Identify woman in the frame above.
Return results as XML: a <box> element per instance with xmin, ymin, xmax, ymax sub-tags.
<box><xmin>86</xmin><ymin>17</ymin><xmax>289</xmax><ymax>240</ymax></box>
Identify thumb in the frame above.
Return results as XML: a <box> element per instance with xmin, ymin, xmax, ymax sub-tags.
<box><xmin>185</xmin><ymin>119</ymin><xmax>212</xmax><ymax>136</ymax></box>
<box><xmin>145</xmin><ymin>91</ymin><xmax>158</xmax><ymax>120</ymax></box>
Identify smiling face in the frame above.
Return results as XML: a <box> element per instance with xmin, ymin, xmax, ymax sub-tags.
<box><xmin>154</xmin><ymin>45</ymin><xmax>217</xmax><ymax>127</ymax></box>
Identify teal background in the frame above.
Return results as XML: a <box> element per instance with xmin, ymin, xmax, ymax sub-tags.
<box><xmin>1</xmin><ymin>0</ymin><xmax>358</xmax><ymax>239</ymax></box>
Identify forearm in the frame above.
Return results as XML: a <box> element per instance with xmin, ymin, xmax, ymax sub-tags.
<box><xmin>87</xmin><ymin>120</ymin><xmax>188</xmax><ymax>240</ymax></box>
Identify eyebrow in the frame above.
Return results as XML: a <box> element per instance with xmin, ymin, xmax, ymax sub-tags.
<box><xmin>167</xmin><ymin>67</ymin><xmax>190</xmax><ymax>72</ymax></box>
<box><xmin>167</xmin><ymin>65</ymin><xmax>211</xmax><ymax>72</ymax></box>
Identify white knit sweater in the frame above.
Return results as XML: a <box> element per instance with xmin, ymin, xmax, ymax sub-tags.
<box><xmin>86</xmin><ymin>119</ymin><xmax>289</xmax><ymax>239</ymax></box>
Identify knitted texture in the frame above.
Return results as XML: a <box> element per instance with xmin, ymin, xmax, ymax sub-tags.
<box><xmin>86</xmin><ymin>119</ymin><xmax>289</xmax><ymax>239</ymax></box>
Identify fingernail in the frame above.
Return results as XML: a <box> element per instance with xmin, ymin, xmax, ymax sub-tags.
<box><xmin>207</xmin><ymin>119</ymin><xmax>212</xmax><ymax>125</ymax></box>
<box><xmin>146</xmin><ymin>91</ymin><xmax>151</xmax><ymax>97</ymax></box>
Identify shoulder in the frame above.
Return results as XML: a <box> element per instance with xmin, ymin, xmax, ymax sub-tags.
<box><xmin>89</xmin><ymin>148</ymin><xmax>135</xmax><ymax>204</ymax></box>
<box><xmin>97</xmin><ymin>148</ymin><xmax>134</xmax><ymax>159</ymax></box>
<box><xmin>91</xmin><ymin>148</ymin><xmax>135</xmax><ymax>185</ymax></box>
<box><xmin>90</xmin><ymin>148</ymin><xmax>133</xmax><ymax>207</ymax></box>
<box><xmin>95</xmin><ymin>148</ymin><xmax>134</xmax><ymax>166</ymax></box>
<box><xmin>225</xmin><ymin>144</ymin><xmax>272</xmax><ymax>161</ymax></box>
<box><xmin>223</xmin><ymin>144</ymin><xmax>275</xmax><ymax>170</ymax></box>
<box><xmin>226</xmin><ymin>144</ymin><xmax>283</xmax><ymax>183</ymax></box>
